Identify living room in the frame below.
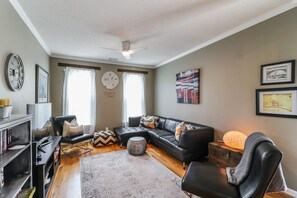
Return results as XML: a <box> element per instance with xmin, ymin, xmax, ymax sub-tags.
<box><xmin>1</xmin><ymin>0</ymin><xmax>297</xmax><ymax>198</ymax></box>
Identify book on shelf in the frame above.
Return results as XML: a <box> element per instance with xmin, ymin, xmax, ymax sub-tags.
<box><xmin>0</xmin><ymin>128</ymin><xmax>13</xmax><ymax>154</ymax></box>
<box><xmin>0</xmin><ymin>168</ymin><xmax>4</xmax><ymax>192</ymax></box>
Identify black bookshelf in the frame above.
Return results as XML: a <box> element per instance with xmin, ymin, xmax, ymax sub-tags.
<box><xmin>33</xmin><ymin>136</ymin><xmax>61</xmax><ymax>198</ymax></box>
<box><xmin>0</xmin><ymin>115</ymin><xmax>33</xmax><ymax>198</ymax></box>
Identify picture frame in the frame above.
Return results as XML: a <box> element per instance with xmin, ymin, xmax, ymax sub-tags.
<box><xmin>256</xmin><ymin>87</ymin><xmax>297</xmax><ymax>118</ymax></box>
<box><xmin>176</xmin><ymin>69</ymin><xmax>200</xmax><ymax>104</ymax></box>
<box><xmin>36</xmin><ymin>64</ymin><xmax>49</xmax><ymax>103</ymax></box>
<box><xmin>260</xmin><ymin>60</ymin><xmax>295</xmax><ymax>85</ymax></box>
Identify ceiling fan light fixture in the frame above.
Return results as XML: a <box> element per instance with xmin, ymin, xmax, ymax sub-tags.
<box><xmin>122</xmin><ymin>50</ymin><xmax>131</xmax><ymax>59</ymax></box>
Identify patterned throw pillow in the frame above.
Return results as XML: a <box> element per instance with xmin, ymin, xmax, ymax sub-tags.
<box><xmin>175</xmin><ymin>122</ymin><xmax>185</xmax><ymax>141</ymax></box>
<box><xmin>185</xmin><ymin>124</ymin><xmax>193</xmax><ymax>131</ymax></box>
<box><xmin>153</xmin><ymin>116</ymin><xmax>159</xmax><ymax>128</ymax></box>
<box><xmin>175</xmin><ymin>122</ymin><xmax>193</xmax><ymax>141</ymax></box>
<box><xmin>140</xmin><ymin>116</ymin><xmax>156</xmax><ymax>128</ymax></box>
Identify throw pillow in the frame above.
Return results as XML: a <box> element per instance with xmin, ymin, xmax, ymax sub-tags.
<box><xmin>175</xmin><ymin>122</ymin><xmax>185</xmax><ymax>141</ymax></box>
<box><xmin>153</xmin><ymin>116</ymin><xmax>159</xmax><ymax>128</ymax></box>
<box><xmin>33</xmin><ymin>120</ymin><xmax>56</xmax><ymax>140</ymax></box>
<box><xmin>185</xmin><ymin>124</ymin><xmax>193</xmax><ymax>131</ymax></box>
<box><xmin>33</xmin><ymin>127</ymin><xmax>50</xmax><ymax>140</ymax></box>
<box><xmin>63</xmin><ymin>119</ymin><xmax>79</xmax><ymax>137</ymax></box>
<box><xmin>68</xmin><ymin>125</ymin><xmax>84</xmax><ymax>138</ymax></box>
<box><xmin>140</xmin><ymin>116</ymin><xmax>156</xmax><ymax>128</ymax></box>
<box><xmin>175</xmin><ymin>123</ymin><xmax>194</xmax><ymax>141</ymax></box>
<box><xmin>43</xmin><ymin>120</ymin><xmax>55</xmax><ymax>136</ymax></box>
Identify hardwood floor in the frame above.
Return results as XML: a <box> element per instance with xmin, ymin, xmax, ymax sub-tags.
<box><xmin>48</xmin><ymin>143</ymin><xmax>293</xmax><ymax>198</ymax></box>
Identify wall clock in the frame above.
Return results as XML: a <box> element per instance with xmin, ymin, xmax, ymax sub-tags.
<box><xmin>5</xmin><ymin>53</ymin><xmax>25</xmax><ymax>91</ymax></box>
<box><xmin>101</xmin><ymin>71</ymin><xmax>119</xmax><ymax>89</ymax></box>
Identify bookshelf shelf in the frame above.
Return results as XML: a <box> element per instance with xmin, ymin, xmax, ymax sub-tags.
<box><xmin>0</xmin><ymin>174</ymin><xmax>30</xmax><ymax>198</ymax></box>
<box><xmin>0</xmin><ymin>144</ymin><xmax>30</xmax><ymax>168</ymax></box>
<box><xmin>0</xmin><ymin>115</ymin><xmax>32</xmax><ymax>198</ymax></box>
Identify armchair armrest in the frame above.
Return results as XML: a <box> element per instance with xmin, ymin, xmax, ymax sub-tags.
<box><xmin>178</xmin><ymin>127</ymin><xmax>214</xmax><ymax>152</ymax></box>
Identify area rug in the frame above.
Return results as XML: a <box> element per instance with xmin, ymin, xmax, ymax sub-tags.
<box><xmin>80</xmin><ymin>150</ymin><xmax>186</xmax><ymax>198</ymax></box>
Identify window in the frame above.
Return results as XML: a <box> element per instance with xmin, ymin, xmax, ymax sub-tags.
<box><xmin>122</xmin><ymin>73</ymin><xmax>146</xmax><ymax>125</ymax></box>
<box><xmin>63</xmin><ymin>67</ymin><xmax>96</xmax><ymax>133</ymax></box>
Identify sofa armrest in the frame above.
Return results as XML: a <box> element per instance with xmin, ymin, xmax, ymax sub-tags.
<box><xmin>178</xmin><ymin>127</ymin><xmax>214</xmax><ymax>152</ymax></box>
<box><xmin>129</xmin><ymin>116</ymin><xmax>142</xmax><ymax>127</ymax></box>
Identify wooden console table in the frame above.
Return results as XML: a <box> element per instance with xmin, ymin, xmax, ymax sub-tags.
<box><xmin>208</xmin><ymin>141</ymin><xmax>243</xmax><ymax>168</ymax></box>
<box><xmin>33</xmin><ymin>136</ymin><xmax>61</xmax><ymax>198</ymax></box>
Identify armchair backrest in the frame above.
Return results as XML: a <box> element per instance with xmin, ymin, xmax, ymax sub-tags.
<box><xmin>51</xmin><ymin>115</ymin><xmax>77</xmax><ymax>136</ymax></box>
<box><xmin>239</xmin><ymin>141</ymin><xmax>282</xmax><ymax>198</ymax></box>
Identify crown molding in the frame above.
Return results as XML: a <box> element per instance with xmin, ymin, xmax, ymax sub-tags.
<box><xmin>9</xmin><ymin>0</ymin><xmax>51</xmax><ymax>55</ymax></box>
<box><xmin>51</xmin><ymin>54</ymin><xmax>155</xmax><ymax>69</ymax></box>
<box><xmin>156</xmin><ymin>2</ymin><xmax>297</xmax><ymax>68</ymax></box>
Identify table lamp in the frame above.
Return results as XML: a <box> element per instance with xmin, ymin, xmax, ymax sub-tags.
<box><xmin>223</xmin><ymin>131</ymin><xmax>247</xmax><ymax>150</ymax></box>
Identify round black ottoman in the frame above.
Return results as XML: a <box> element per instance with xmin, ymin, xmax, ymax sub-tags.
<box><xmin>127</xmin><ymin>136</ymin><xmax>147</xmax><ymax>156</ymax></box>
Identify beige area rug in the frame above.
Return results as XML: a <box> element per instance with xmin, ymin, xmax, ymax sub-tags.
<box><xmin>80</xmin><ymin>150</ymin><xmax>186</xmax><ymax>198</ymax></box>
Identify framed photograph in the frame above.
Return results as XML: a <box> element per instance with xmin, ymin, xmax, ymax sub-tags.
<box><xmin>256</xmin><ymin>87</ymin><xmax>297</xmax><ymax>118</ymax></box>
<box><xmin>260</xmin><ymin>60</ymin><xmax>295</xmax><ymax>85</ymax></box>
<box><xmin>36</xmin><ymin>64</ymin><xmax>49</xmax><ymax>103</ymax></box>
<box><xmin>176</xmin><ymin>69</ymin><xmax>200</xmax><ymax>104</ymax></box>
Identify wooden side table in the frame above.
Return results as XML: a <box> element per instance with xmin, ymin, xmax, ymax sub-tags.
<box><xmin>208</xmin><ymin>141</ymin><xmax>243</xmax><ymax>168</ymax></box>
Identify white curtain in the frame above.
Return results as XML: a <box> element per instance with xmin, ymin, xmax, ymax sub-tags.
<box><xmin>63</xmin><ymin>67</ymin><xmax>96</xmax><ymax>133</ymax></box>
<box><xmin>122</xmin><ymin>72</ymin><xmax>146</xmax><ymax>126</ymax></box>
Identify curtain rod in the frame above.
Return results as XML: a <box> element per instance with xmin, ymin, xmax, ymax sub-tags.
<box><xmin>117</xmin><ymin>68</ymin><xmax>148</xmax><ymax>74</ymax></box>
<box><xmin>58</xmin><ymin>62</ymin><xmax>101</xmax><ymax>70</ymax></box>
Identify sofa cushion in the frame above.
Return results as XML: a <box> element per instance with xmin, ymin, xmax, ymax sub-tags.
<box><xmin>129</xmin><ymin>116</ymin><xmax>142</xmax><ymax>127</ymax></box>
<box><xmin>157</xmin><ymin>117</ymin><xmax>166</xmax><ymax>130</ymax></box>
<box><xmin>113</xmin><ymin>126</ymin><xmax>149</xmax><ymax>145</ymax></box>
<box><xmin>148</xmin><ymin>129</ymin><xmax>172</xmax><ymax>139</ymax></box>
<box><xmin>164</xmin><ymin>119</ymin><xmax>180</xmax><ymax>133</ymax></box>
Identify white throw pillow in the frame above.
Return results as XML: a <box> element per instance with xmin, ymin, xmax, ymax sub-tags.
<box><xmin>63</xmin><ymin>119</ymin><xmax>79</xmax><ymax>137</ymax></box>
<box><xmin>68</xmin><ymin>125</ymin><xmax>84</xmax><ymax>138</ymax></box>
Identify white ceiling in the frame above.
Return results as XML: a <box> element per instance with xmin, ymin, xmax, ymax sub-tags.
<box><xmin>11</xmin><ymin>0</ymin><xmax>297</xmax><ymax>68</ymax></box>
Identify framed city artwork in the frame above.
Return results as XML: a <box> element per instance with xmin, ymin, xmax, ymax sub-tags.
<box><xmin>260</xmin><ymin>60</ymin><xmax>295</xmax><ymax>85</ymax></box>
<box><xmin>176</xmin><ymin>69</ymin><xmax>200</xmax><ymax>104</ymax></box>
<box><xmin>36</xmin><ymin>64</ymin><xmax>49</xmax><ymax>103</ymax></box>
<box><xmin>256</xmin><ymin>87</ymin><xmax>297</xmax><ymax>118</ymax></box>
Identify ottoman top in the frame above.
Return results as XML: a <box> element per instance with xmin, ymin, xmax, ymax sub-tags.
<box><xmin>129</xmin><ymin>136</ymin><xmax>145</xmax><ymax>141</ymax></box>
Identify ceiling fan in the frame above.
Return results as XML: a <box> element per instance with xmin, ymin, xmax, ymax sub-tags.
<box><xmin>100</xmin><ymin>40</ymin><xmax>147</xmax><ymax>60</ymax></box>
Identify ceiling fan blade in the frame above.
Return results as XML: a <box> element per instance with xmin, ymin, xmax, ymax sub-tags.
<box><xmin>99</xmin><ymin>47</ymin><xmax>122</xmax><ymax>53</ymax></box>
<box><xmin>130</xmin><ymin>46</ymin><xmax>147</xmax><ymax>53</ymax></box>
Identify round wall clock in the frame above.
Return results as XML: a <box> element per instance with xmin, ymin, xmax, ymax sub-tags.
<box><xmin>101</xmin><ymin>71</ymin><xmax>119</xmax><ymax>90</ymax></box>
<box><xmin>5</xmin><ymin>53</ymin><xmax>25</xmax><ymax>91</ymax></box>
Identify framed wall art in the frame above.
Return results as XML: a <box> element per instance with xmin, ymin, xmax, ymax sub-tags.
<box><xmin>176</xmin><ymin>69</ymin><xmax>200</xmax><ymax>104</ymax></box>
<box><xmin>36</xmin><ymin>64</ymin><xmax>49</xmax><ymax>103</ymax></box>
<box><xmin>260</xmin><ymin>60</ymin><xmax>295</xmax><ymax>85</ymax></box>
<box><xmin>256</xmin><ymin>87</ymin><xmax>297</xmax><ymax>118</ymax></box>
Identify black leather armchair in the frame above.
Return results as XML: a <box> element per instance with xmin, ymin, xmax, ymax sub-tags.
<box><xmin>182</xmin><ymin>141</ymin><xmax>282</xmax><ymax>198</ymax></box>
<box><xmin>51</xmin><ymin>115</ymin><xmax>94</xmax><ymax>156</ymax></box>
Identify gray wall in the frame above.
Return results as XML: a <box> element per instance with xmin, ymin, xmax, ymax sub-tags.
<box><xmin>0</xmin><ymin>0</ymin><xmax>49</xmax><ymax>114</ymax></box>
<box><xmin>50</xmin><ymin>57</ymin><xmax>154</xmax><ymax>130</ymax></box>
<box><xmin>155</xmin><ymin>8</ymin><xmax>297</xmax><ymax>190</ymax></box>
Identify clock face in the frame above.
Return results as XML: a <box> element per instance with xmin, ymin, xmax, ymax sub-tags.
<box><xmin>101</xmin><ymin>71</ymin><xmax>119</xmax><ymax>90</ymax></box>
<box><xmin>5</xmin><ymin>53</ymin><xmax>25</xmax><ymax>91</ymax></box>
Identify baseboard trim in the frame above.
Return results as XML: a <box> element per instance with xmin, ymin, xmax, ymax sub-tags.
<box><xmin>286</xmin><ymin>188</ymin><xmax>297</xmax><ymax>197</ymax></box>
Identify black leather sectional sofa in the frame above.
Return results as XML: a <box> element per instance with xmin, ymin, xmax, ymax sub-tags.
<box><xmin>113</xmin><ymin>116</ymin><xmax>214</xmax><ymax>167</ymax></box>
